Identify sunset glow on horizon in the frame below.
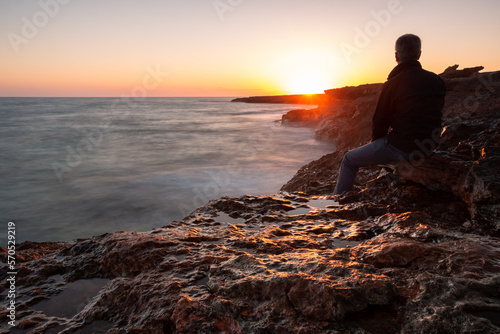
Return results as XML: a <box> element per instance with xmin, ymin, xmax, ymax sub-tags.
<box><xmin>1</xmin><ymin>0</ymin><xmax>500</xmax><ymax>97</ymax></box>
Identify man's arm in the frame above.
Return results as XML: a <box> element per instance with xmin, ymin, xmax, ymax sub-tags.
<box><xmin>371</xmin><ymin>84</ymin><xmax>392</xmax><ymax>141</ymax></box>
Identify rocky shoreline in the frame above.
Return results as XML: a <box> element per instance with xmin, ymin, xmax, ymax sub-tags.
<box><xmin>1</xmin><ymin>65</ymin><xmax>499</xmax><ymax>333</ymax></box>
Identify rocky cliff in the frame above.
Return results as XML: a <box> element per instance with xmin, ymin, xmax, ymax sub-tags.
<box><xmin>1</xmin><ymin>66</ymin><xmax>499</xmax><ymax>334</ymax></box>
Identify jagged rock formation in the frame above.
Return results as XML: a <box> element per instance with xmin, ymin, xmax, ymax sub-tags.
<box><xmin>1</xmin><ymin>66</ymin><xmax>499</xmax><ymax>334</ymax></box>
<box><xmin>439</xmin><ymin>65</ymin><xmax>485</xmax><ymax>78</ymax></box>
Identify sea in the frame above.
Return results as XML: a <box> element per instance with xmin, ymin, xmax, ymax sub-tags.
<box><xmin>0</xmin><ymin>97</ymin><xmax>335</xmax><ymax>244</ymax></box>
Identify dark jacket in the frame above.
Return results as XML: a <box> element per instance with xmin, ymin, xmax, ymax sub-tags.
<box><xmin>372</xmin><ymin>60</ymin><xmax>446</xmax><ymax>153</ymax></box>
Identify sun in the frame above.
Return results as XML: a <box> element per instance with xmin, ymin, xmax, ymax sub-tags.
<box><xmin>273</xmin><ymin>49</ymin><xmax>337</xmax><ymax>95</ymax></box>
<box><xmin>286</xmin><ymin>69</ymin><xmax>330</xmax><ymax>94</ymax></box>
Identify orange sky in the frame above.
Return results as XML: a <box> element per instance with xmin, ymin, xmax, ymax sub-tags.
<box><xmin>1</xmin><ymin>0</ymin><xmax>499</xmax><ymax>97</ymax></box>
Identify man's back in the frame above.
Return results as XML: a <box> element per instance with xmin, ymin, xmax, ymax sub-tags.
<box><xmin>372</xmin><ymin>60</ymin><xmax>446</xmax><ymax>154</ymax></box>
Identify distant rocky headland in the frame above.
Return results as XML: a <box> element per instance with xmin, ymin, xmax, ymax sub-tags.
<box><xmin>231</xmin><ymin>94</ymin><xmax>326</xmax><ymax>105</ymax></box>
<box><xmin>1</xmin><ymin>65</ymin><xmax>499</xmax><ymax>333</ymax></box>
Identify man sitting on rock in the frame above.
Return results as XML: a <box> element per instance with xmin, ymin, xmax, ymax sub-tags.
<box><xmin>333</xmin><ymin>34</ymin><xmax>446</xmax><ymax>195</ymax></box>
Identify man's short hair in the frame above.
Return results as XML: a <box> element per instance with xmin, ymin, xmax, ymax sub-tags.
<box><xmin>395</xmin><ymin>34</ymin><xmax>421</xmax><ymax>63</ymax></box>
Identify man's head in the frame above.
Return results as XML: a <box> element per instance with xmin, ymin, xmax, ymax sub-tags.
<box><xmin>395</xmin><ymin>34</ymin><xmax>421</xmax><ymax>64</ymax></box>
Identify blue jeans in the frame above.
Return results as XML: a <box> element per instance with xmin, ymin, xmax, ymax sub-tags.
<box><xmin>333</xmin><ymin>137</ymin><xmax>410</xmax><ymax>195</ymax></box>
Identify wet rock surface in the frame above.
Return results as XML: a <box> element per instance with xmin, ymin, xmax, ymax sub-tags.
<box><xmin>1</xmin><ymin>66</ymin><xmax>500</xmax><ymax>333</ymax></box>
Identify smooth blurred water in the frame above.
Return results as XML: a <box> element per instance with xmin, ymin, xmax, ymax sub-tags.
<box><xmin>0</xmin><ymin>97</ymin><xmax>335</xmax><ymax>243</ymax></box>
